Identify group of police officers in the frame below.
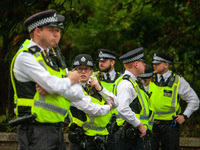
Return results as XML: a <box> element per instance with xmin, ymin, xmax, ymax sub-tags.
<box><xmin>9</xmin><ymin>9</ymin><xmax>199</xmax><ymax>150</ymax></box>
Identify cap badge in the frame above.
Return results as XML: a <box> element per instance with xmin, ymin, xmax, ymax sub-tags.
<box><xmin>99</xmin><ymin>51</ymin><xmax>103</xmax><ymax>57</ymax></box>
<box><xmin>81</xmin><ymin>56</ymin><xmax>86</xmax><ymax>62</ymax></box>
<box><xmin>53</xmin><ymin>13</ymin><xmax>57</xmax><ymax>19</ymax></box>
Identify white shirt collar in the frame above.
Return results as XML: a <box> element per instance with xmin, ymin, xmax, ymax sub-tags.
<box><xmin>79</xmin><ymin>78</ymin><xmax>91</xmax><ymax>87</ymax></box>
<box><xmin>103</xmin><ymin>69</ymin><xmax>116</xmax><ymax>80</ymax></box>
<box><xmin>157</xmin><ymin>70</ymin><xmax>172</xmax><ymax>82</ymax></box>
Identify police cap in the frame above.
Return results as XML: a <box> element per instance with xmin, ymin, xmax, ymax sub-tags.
<box><xmin>152</xmin><ymin>51</ymin><xmax>173</xmax><ymax>64</ymax></box>
<box><xmin>119</xmin><ymin>47</ymin><xmax>144</xmax><ymax>64</ymax></box>
<box><xmin>24</xmin><ymin>9</ymin><xmax>65</xmax><ymax>33</ymax></box>
<box><xmin>73</xmin><ymin>54</ymin><xmax>94</xmax><ymax>68</ymax></box>
<box><xmin>98</xmin><ymin>49</ymin><xmax>117</xmax><ymax>60</ymax></box>
<box><xmin>138</xmin><ymin>65</ymin><xmax>153</xmax><ymax>79</ymax></box>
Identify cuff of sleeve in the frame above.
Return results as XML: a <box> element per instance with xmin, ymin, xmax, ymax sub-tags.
<box><xmin>182</xmin><ymin>110</ymin><xmax>192</xmax><ymax>118</ymax></box>
<box><xmin>97</xmin><ymin>86</ymin><xmax>103</xmax><ymax>92</ymax></box>
<box><xmin>98</xmin><ymin>87</ymin><xmax>105</xmax><ymax>94</ymax></box>
<box><xmin>132</xmin><ymin>118</ymin><xmax>141</xmax><ymax>128</ymax></box>
<box><xmin>105</xmin><ymin>105</ymin><xmax>111</xmax><ymax>113</ymax></box>
<box><xmin>66</xmin><ymin>77</ymin><xmax>72</xmax><ymax>87</ymax></box>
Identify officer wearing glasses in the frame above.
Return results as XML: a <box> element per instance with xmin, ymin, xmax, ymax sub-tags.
<box><xmin>69</xmin><ymin>54</ymin><xmax>118</xmax><ymax>150</ymax></box>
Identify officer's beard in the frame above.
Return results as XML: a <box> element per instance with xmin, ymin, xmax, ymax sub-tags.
<box><xmin>100</xmin><ymin>64</ymin><xmax>111</xmax><ymax>73</ymax></box>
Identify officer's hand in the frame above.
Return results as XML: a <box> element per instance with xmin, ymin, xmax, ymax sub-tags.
<box><xmin>137</xmin><ymin>122</ymin><xmax>147</xmax><ymax>138</ymax></box>
<box><xmin>106</xmin><ymin>102</ymin><xmax>112</xmax><ymax>110</ymax></box>
<box><xmin>175</xmin><ymin>115</ymin><xmax>185</xmax><ymax>124</ymax></box>
<box><xmin>36</xmin><ymin>84</ymin><xmax>49</xmax><ymax>95</ymax></box>
<box><xmin>68</xmin><ymin>70</ymin><xmax>80</xmax><ymax>85</ymax></box>
<box><xmin>90</xmin><ymin>77</ymin><xmax>102</xmax><ymax>91</ymax></box>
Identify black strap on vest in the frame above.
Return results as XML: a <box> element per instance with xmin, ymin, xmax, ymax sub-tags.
<box><xmin>151</xmin><ymin>73</ymin><xmax>176</xmax><ymax>87</ymax></box>
<box><xmin>123</xmin><ymin>74</ymin><xmax>130</xmax><ymax>80</ymax></box>
<box><xmin>52</xmin><ymin>45</ymin><xmax>67</xmax><ymax>69</ymax></box>
<box><xmin>83</xmin><ymin>84</ymin><xmax>102</xmax><ymax>102</ymax></box>
<box><xmin>28</xmin><ymin>45</ymin><xmax>41</xmax><ymax>54</ymax></box>
<box><xmin>70</xmin><ymin>106</ymin><xmax>87</xmax><ymax>122</ymax></box>
<box><xmin>122</xmin><ymin>74</ymin><xmax>142</xmax><ymax>114</ymax></box>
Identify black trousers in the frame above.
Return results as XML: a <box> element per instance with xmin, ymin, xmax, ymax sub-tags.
<box><xmin>16</xmin><ymin>124</ymin><xmax>66</xmax><ymax>150</ymax></box>
<box><xmin>152</xmin><ymin>123</ymin><xmax>180</xmax><ymax>150</ymax></box>
<box><xmin>114</xmin><ymin>127</ymin><xmax>151</xmax><ymax>150</ymax></box>
<box><xmin>69</xmin><ymin>135</ymin><xmax>106</xmax><ymax>150</ymax></box>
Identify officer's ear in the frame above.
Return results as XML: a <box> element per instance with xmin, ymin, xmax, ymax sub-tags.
<box><xmin>34</xmin><ymin>27</ymin><xmax>41</xmax><ymax>36</ymax></box>
<box><xmin>91</xmin><ymin>69</ymin><xmax>94</xmax><ymax>74</ymax></box>
<box><xmin>110</xmin><ymin>59</ymin><xmax>115</xmax><ymax>66</ymax></box>
<box><xmin>164</xmin><ymin>62</ymin><xmax>169</xmax><ymax>69</ymax></box>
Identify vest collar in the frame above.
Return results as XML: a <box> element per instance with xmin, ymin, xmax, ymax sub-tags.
<box><xmin>157</xmin><ymin>70</ymin><xmax>171</xmax><ymax>82</ymax></box>
<box><xmin>123</xmin><ymin>70</ymin><xmax>137</xmax><ymax>81</ymax></box>
<box><xmin>103</xmin><ymin>69</ymin><xmax>116</xmax><ymax>81</ymax></box>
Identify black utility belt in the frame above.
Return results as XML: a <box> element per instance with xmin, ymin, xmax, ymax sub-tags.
<box><xmin>32</xmin><ymin>121</ymin><xmax>66</xmax><ymax>127</ymax></box>
<box><xmin>154</xmin><ymin>119</ymin><xmax>173</xmax><ymax>125</ymax></box>
<box><xmin>85</xmin><ymin>135</ymin><xmax>107</xmax><ymax>142</ymax></box>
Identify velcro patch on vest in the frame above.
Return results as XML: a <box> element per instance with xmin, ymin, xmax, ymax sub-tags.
<box><xmin>164</xmin><ymin>90</ymin><xmax>172</xmax><ymax>97</ymax></box>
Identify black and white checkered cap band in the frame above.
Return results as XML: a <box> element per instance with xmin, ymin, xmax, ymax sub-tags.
<box><xmin>99</xmin><ymin>52</ymin><xmax>116</xmax><ymax>59</ymax></box>
<box><xmin>28</xmin><ymin>16</ymin><xmax>58</xmax><ymax>32</ymax></box>
<box><xmin>122</xmin><ymin>53</ymin><xmax>144</xmax><ymax>64</ymax></box>
<box><xmin>73</xmin><ymin>61</ymin><xmax>93</xmax><ymax>66</ymax></box>
<box><xmin>153</xmin><ymin>55</ymin><xmax>171</xmax><ymax>63</ymax></box>
<box><xmin>138</xmin><ymin>72</ymin><xmax>153</xmax><ymax>78</ymax></box>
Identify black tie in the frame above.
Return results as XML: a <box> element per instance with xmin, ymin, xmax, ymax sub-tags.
<box><xmin>160</xmin><ymin>75</ymin><xmax>165</xmax><ymax>84</ymax></box>
<box><xmin>106</xmin><ymin>73</ymin><xmax>111</xmax><ymax>81</ymax></box>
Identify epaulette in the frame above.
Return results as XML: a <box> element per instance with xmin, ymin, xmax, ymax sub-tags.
<box><xmin>123</xmin><ymin>74</ymin><xmax>130</xmax><ymax>80</ymax></box>
<box><xmin>28</xmin><ymin>45</ymin><xmax>41</xmax><ymax>54</ymax></box>
<box><xmin>97</xmin><ymin>72</ymin><xmax>104</xmax><ymax>81</ymax></box>
<box><xmin>151</xmin><ymin>73</ymin><xmax>157</xmax><ymax>82</ymax></box>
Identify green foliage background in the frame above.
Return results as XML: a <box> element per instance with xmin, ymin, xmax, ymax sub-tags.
<box><xmin>0</xmin><ymin>0</ymin><xmax>199</xmax><ymax>136</ymax></box>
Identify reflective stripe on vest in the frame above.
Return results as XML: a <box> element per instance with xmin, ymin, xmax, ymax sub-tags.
<box><xmin>149</xmin><ymin>74</ymin><xmax>180</xmax><ymax>120</ymax></box>
<box><xmin>11</xmin><ymin>39</ymin><xmax>70</xmax><ymax>123</ymax></box>
<box><xmin>128</xmin><ymin>77</ymin><xmax>148</xmax><ymax>116</ymax></box>
<box><xmin>34</xmin><ymin>101</ymin><xmax>68</xmax><ymax>116</ymax></box>
<box><xmin>70</xmin><ymin>91</ymin><xmax>111</xmax><ymax>136</ymax></box>
<box><xmin>113</xmin><ymin>76</ymin><xmax>150</xmax><ymax>128</ymax></box>
<box><xmin>82</xmin><ymin>123</ymin><xmax>106</xmax><ymax>131</ymax></box>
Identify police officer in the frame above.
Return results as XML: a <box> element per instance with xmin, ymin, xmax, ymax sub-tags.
<box><xmin>138</xmin><ymin>65</ymin><xmax>154</xmax><ymax>92</ymax></box>
<box><xmin>113</xmin><ymin>47</ymin><xmax>152</xmax><ymax>150</ymax></box>
<box><xmin>149</xmin><ymin>51</ymin><xmax>200</xmax><ymax>150</ymax></box>
<box><xmin>68</xmin><ymin>54</ymin><xmax>118</xmax><ymax>150</ymax></box>
<box><xmin>93</xmin><ymin>49</ymin><xmax>121</xmax><ymax>150</ymax></box>
<box><xmin>93</xmin><ymin>49</ymin><xmax>121</xmax><ymax>92</ymax></box>
<box><xmin>10</xmin><ymin>9</ymin><xmax>90</xmax><ymax>150</ymax></box>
